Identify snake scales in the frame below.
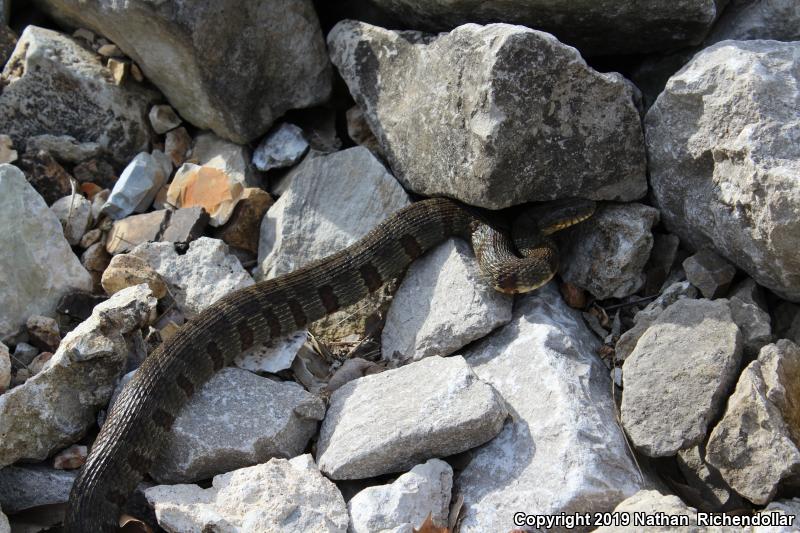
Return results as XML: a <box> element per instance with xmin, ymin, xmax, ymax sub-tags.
<box><xmin>65</xmin><ymin>196</ymin><xmax>595</xmax><ymax>532</ymax></box>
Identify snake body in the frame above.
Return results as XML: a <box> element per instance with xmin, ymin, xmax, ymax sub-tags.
<box><xmin>65</xmin><ymin>197</ymin><xmax>595</xmax><ymax>532</ymax></box>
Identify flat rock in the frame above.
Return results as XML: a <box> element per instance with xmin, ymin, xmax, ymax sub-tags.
<box><xmin>32</xmin><ymin>0</ymin><xmax>331</xmax><ymax>143</ymax></box>
<box><xmin>0</xmin><ymin>164</ymin><xmax>93</xmax><ymax>338</ymax></box>
<box><xmin>150</xmin><ymin>368</ymin><xmax>325</xmax><ymax>483</ymax></box>
<box><xmin>706</xmin><ymin>0</ymin><xmax>800</xmax><ymax>44</ymax></box>
<box><xmin>0</xmin><ymin>463</ymin><xmax>77</xmax><ymax>513</ymax></box>
<box><xmin>683</xmin><ymin>249</ymin><xmax>737</xmax><ymax>299</ymax></box>
<box><xmin>381</xmin><ymin>238</ymin><xmax>512</xmax><ymax>363</ymax></box>
<box><xmin>253</xmin><ymin>123</ymin><xmax>309</xmax><ymax>171</ymax></box>
<box><xmin>102</xmin><ymin>151</ymin><xmax>172</xmax><ymax>220</ymax></box>
<box><xmin>145</xmin><ymin>455</ymin><xmax>348</xmax><ymax>533</ymax></box>
<box><xmin>621</xmin><ymin>298</ymin><xmax>743</xmax><ymax>457</ymax></box>
<box><xmin>0</xmin><ymin>26</ymin><xmax>155</xmax><ymax>165</ymax></box>
<box><xmin>26</xmin><ymin>134</ymin><xmax>102</xmax><ymax>164</ymax></box>
<box><xmin>149</xmin><ymin>104</ymin><xmax>181</xmax><ymax>134</ymax></box>
<box><xmin>457</xmin><ymin>283</ymin><xmax>644</xmax><ymax>532</ymax></box>
<box><xmin>234</xmin><ymin>331</ymin><xmax>306</xmax><ymax>374</ymax></box>
<box><xmin>0</xmin><ymin>285</ymin><xmax>156</xmax><ymax>466</ymax></box>
<box><xmin>706</xmin><ymin>340</ymin><xmax>800</xmax><ymax>505</ymax></box>
<box><xmin>105</xmin><ymin>209</ymin><xmax>169</xmax><ymax>255</ymax></box>
<box><xmin>50</xmin><ymin>193</ymin><xmax>93</xmax><ymax>246</ymax></box>
<box><xmin>159</xmin><ymin>206</ymin><xmax>209</xmax><ymax>248</ymax></box>
<box><xmin>558</xmin><ymin>203</ymin><xmax>660</xmax><ymax>300</ymax></box>
<box><xmin>646</xmin><ymin>40</ymin><xmax>800</xmax><ymax>302</ymax></box>
<box><xmin>729</xmin><ymin>278</ymin><xmax>773</xmax><ymax>357</ymax></box>
<box><xmin>213</xmin><ymin>187</ymin><xmax>273</xmax><ymax>255</ymax></box>
<box><xmin>166</xmin><ymin>163</ymin><xmax>245</xmax><ymax>227</ymax></box>
<box><xmin>328</xmin><ymin>21</ymin><xmax>646</xmax><ymax>209</ymax></box>
<box><xmin>348</xmin><ymin>459</ymin><xmax>453</xmax><ymax>533</ymax></box>
<box><xmin>190</xmin><ymin>132</ymin><xmax>257</xmax><ymax>187</ymax></box>
<box><xmin>317</xmin><ymin>355</ymin><xmax>507</xmax><ymax>479</ymax></box>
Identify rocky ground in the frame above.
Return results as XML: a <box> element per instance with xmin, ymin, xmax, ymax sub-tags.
<box><xmin>0</xmin><ymin>1</ymin><xmax>799</xmax><ymax>532</ymax></box>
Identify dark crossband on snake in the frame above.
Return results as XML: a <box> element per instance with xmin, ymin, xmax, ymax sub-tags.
<box><xmin>65</xmin><ymin>196</ymin><xmax>596</xmax><ymax>532</ymax></box>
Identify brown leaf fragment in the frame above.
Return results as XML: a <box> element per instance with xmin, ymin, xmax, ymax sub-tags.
<box><xmin>119</xmin><ymin>513</ymin><xmax>154</xmax><ymax>533</ymax></box>
<box><xmin>414</xmin><ymin>512</ymin><xmax>450</xmax><ymax>533</ymax></box>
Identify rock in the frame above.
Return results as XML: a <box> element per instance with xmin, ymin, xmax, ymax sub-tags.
<box><xmin>145</xmin><ymin>455</ymin><xmax>348</xmax><ymax>533</ymax></box>
<box><xmin>102</xmin><ymin>151</ymin><xmax>173</xmax><ymax>220</ymax></box>
<box><xmin>0</xmin><ymin>464</ymin><xmax>77</xmax><ymax>513</ymax></box>
<box><xmin>80</xmin><ymin>227</ymin><xmax>104</xmax><ymax>249</ymax></box>
<box><xmin>149</xmin><ymin>104</ymin><xmax>181</xmax><ymax>134</ymax></box>
<box><xmin>252</xmin><ymin>123</ymin><xmax>309</xmax><ymax>171</ymax></box>
<box><xmin>706</xmin><ymin>0</ymin><xmax>800</xmax><ymax>44</ymax></box>
<box><xmin>26</xmin><ymin>134</ymin><xmax>102</xmax><ymax>164</ymax></box>
<box><xmin>0</xmin><ymin>23</ymin><xmax>14</xmax><ymax>68</ymax></box>
<box><xmin>32</xmin><ymin>0</ymin><xmax>331</xmax><ymax>143</ymax></box>
<box><xmin>150</xmin><ymin>368</ymin><xmax>325</xmax><ymax>483</ymax></box>
<box><xmin>774</xmin><ymin>301</ymin><xmax>800</xmax><ymax>345</ymax></box>
<box><xmin>381</xmin><ymin>238</ymin><xmax>512</xmax><ymax>363</ymax></box>
<box><xmin>101</xmin><ymin>254</ymin><xmax>168</xmax><ymax>299</ymax></box>
<box><xmin>164</xmin><ymin>127</ymin><xmax>191</xmax><ymax>168</ymax></box>
<box><xmin>729</xmin><ymin>278</ymin><xmax>773</xmax><ymax>357</ymax></box>
<box><xmin>258</xmin><ymin>146</ymin><xmax>409</xmax><ymax>279</ymax></box>
<box><xmin>1</xmin><ymin>26</ymin><xmax>156</xmax><ymax>165</ymax></box>
<box><xmin>346</xmin><ymin>105</ymin><xmax>382</xmax><ymax>155</ymax></box>
<box><xmin>590</xmin><ymin>490</ymin><xmax>699</xmax><ymax>533</ymax></box>
<box><xmin>0</xmin><ymin>164</ymin><xmax>93</xmax><ymax>338</ymax></box>
<box><xmin>105</xmin><ymin>209</ymin><xmax>169</xmax><ymax>255</ymax></box>
<box><xmin>13</xmin><ymin>342</ymin><xmax>39</xmax><ymax>367</ymax></box>
<box><xmin>317</xmin><ymin>355</ymin><xmax>507</xmax><ymax>479</ymax></box>
<box><xmin>621</xmin><ymin>298</ymin><xmax>743</xmax><ymax>457</ymax></box>
<box><xmin>16</xmin><ymin>149</ymin><xmax>73</xmax><ymax>205</ymax></box>
<box><xmin>646</xmin><ymin>40</ymin><xmax>800</xmax><ymax>302</ymax></box>
<box><xmin>0</xmin><ymin>285</ymin><xmax>156</xmax><ymax>466</ymax></box>
<box><xmin>756</xmin><ymin>498</ymin><xmax>800</xmax><ymax>533</ymax></box>
<box><xmin>0</xmin><ymin>507</ymin><xmax>6</xmax><ymax>533</ymax></box>
<box><xmin>50</xmin><ymin>193</ymin><xmax>93</xmax><ymax>245</ymax></box>
<box><xmin>643</xmin><ymin>233</ymin><xmax>681</xmax><ymax>296</ymax></box>
<box><xmin>52</xmin><ymin>443</ymin><xmax>87</xmax><ymax>470</ymax></box>
<box><xmin>213</xmin><ymin>188</ymin><xmax>273</xmax><ymax>254</ymax></box>
<box><xmin>26</xmin><ymin>315</ymin><xmax>60</xmax><ymax>352</ymax></box>
<box><xmin>457</xmin><ymin>283</ymin><xmax>644</xmax><ymax>532</ymax></box>
<box><xmin>348</xmin><ymin>459</ymin><xmax>453</xmax><ymax>533</ymax></box>
<box><xmin>0</xmin><ymin>342</ymin><xmax>9</xmax><ymax>393</ymax></box>
<box><xmin>81</xmin><ymin>242</ymin><xmax>111</xmax><ymax>292</ymax></box>
<box><xmin>328</xmin><ymin>22</ymin><xmax>646</xmax><ymax>210</ymax></box>
<box><xmin>683</xmin><ymin>249</ymin><xmax>737</xmax><ymax>299</ymax></box>
<box><xmin>96</xmin><ymin>43</ymin><xmax>121</xmax><ymax>57</ymax></box>
<box><xmin>324</xmin><ymin>357</ymin><xmax>383</xmax><ymax>394</ymax></box>
<box><xmin>293</xmin><ymin>108</ymin><xmax>342</xmax><ymax>154</ymax></box>
<box><xmin>73</xmin><ymin>158</ymin><xmax>117</xmax><ymax>190</ymax></box>
<box><xmin>166</xmin><ymin>163</ymin><xmax>245</xmax><ymax>227</ymax></box>
<box><xmin>234</xmin><ymin>331</ymin><xmax>306</xmax><ymax>374</ymax></box>
<box><xmin>0</xmin><ymin>134</ymin><xmax>16</xmax><ymax>164</ymax></box>
<box><xmin>677</xmin><ymin>445</ymin><xmax>743</xmax><ymax>511</ymax></box>
<box><xmin>106</xmin><ymin>57</ymin><xmax>128</xmax><ymax>84</ymax></box>
<box><xmin>160</xmin><ymin>207</ymin><xmax>209</xmax><ymax>248</ymax></box>
<box><xmin>190</xmin><ymin>132</ymin><xmax>258</xmax><ymax>187</ymax></box>
<box><xmin>29</xmin><ymin>351</ymin><xmax>55</xmax><ymax>375</ymax></box>
<box><xmin>558</xmin><ymin>203</ymin><xmax>659</xmax><ymax>300</ymax></box>
<box><xmin>130</xmin><ymin>238</ymin><xmax>253</xmax><ymax>317</ymax></box>
<box><xmin>706</xmin><ymin>340</ymin><xmax>800</xmax><ymax>505</ymax></box>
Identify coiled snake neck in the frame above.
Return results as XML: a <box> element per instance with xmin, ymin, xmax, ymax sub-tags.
<box><xmin>65</xmin><ymin>196</ymin><xmax>595</xmax><ymax>532</ymax></box>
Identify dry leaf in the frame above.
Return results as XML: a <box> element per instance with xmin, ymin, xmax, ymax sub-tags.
<box><xmin>414</xmin><ymin>512</ymin><xmax>450</xmax><ymax>533</ymax></box>
<box><xmin>119</xmin><ymin>514</ymin><xmax>154</xmax><ymax>533</ymax></box>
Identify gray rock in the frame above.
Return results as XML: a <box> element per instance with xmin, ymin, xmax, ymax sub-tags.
<box><xmin>159</xmin><ymin>206</ymin><xmax>209</xmax><ymax>247</ymax></box>
<box><xmin>706</xmin><ymin>0</ymin><xmax>800</xmax><ymax>44</ymax></box>
<box><xmin>706</xmin><ymin>340</ymin><xmax>800</xmax><ymax>505</ymax></box>
<box><xmin>328</xmin><ymin>21</ymin><xmax>646</xmax><ymax>210</ymax></box>
<box><xmin>149</xmin><ymin>104</ymin><xmax>181</xmax><ymax>135</ymax></box>
<box><xmin>130</xmin><ymin>237</ymin><xmax>254</xmax><ymax>318</ymax></box>
<box><xmin>683</xmin><ymin>249</ymin><xmax>737</xmax><ymax>299</ymax></box>
<box><xmin>0</xmin><ymin>285</ymin><xmax>156</xmax><ymax>466</ymax></box>
<box><xmin>348</xmin><ymin>459</ymin><xmax>453</xmax><ymax>533</ymax></box>
<box><xmin>621</xmin><ymin>298</ymin><xmax>743</xmax><ymax>457</ymax></box>
<box><xmin>50</xmin><ymin>193</ymin><xmax>93</xmax><ymax>246</ymax></box>
<box><xmin>252</xmin><ymin>123</ymin><xmax>309</xmax><ymax>171</ymax></box>
<box><xmin>346</xmin><ymin>105</ymin><xmax>383</xmax><ymax>156</ymax></box>
<box><xmin>644</xmin><ymin>233</ymin><xmax>681</xmax><ymax>296</ymax></box>
<box><xmin>32</xmin><ymin>0</ymin><xmax>331</xmax><ymax>144</ymax></box>
<box><xmin>257</xmin><ymin>146</ymin><xmax>409</xmax><ymax>279</ymax></box>
<box><xmin>12</xmin><ymin>342</ymin><xmax>39</xmax><ymax>367</ymax></box>
<box><xmin>151</xmin><ymin>368</ymin><xmax>325</xmax><ymax>483</ymax></box>
<box><xmin>457</xmin><ymin>283</ymin><xmax>644</xmax><ymax>532</ymax></box>
<box><xmin>25</xmin><ymin>134</ymin><xmax>102</xmax><ymax>164</ymax></box>
<box><xmin>755</xmin><ymin>498</ymin><xmax>800</xmax><ymax>533</ymax></box>
<box><xmin>677</xmin><ymin>445</ymin><xmax>743</xmax><ymax>511</ymax></box>
<box><xmin>190</xmin><ymin>132</ymin><xmax>258</xmax><ymax>187</ymax></box>
<box><xmin>145</xmin><ymin>455</ymin><xmax>348</xmax><ymax>533</ymax></box>
<box><xmin>381</xmin><ymin>238</ymin><xmax>512</xmax><ymax>363</ymax></box>
<box><xmin>729</xmin><ymin>278</ymin><xmax>773</xmax><ymax>357</ymax></box>
<box><xmin>590</xmin><ymin>490</ymin><xmax>700</xmax><ymax>533</ymax></box>
<box><xmin>0</xmin><ymin>164</ymin><xmax>93</xmax><ymax>338</ymax></box>
<box><xmin>317</xmin><ymin>355</ymin><xmax>507</xmax><ymax>480</ymax></box>
<box><xmin>646</xmin><ymin>40</ymin><xmax>800</xmax><ymax>302</ymax></box>
<box><xmin>0</xmin><ymin>464</ymin><xmax>77</xmax><ymax>513</ymax></box>
<box><xmin>0</xmin><ymin>342</ymin><xmax>9</xmax><ymax>393</ymax></box>
<box><xmin>234</xmin><ymin>331</ymin><xmax>307</xmax><ymax>374</ymax></box>
<box><xmin>102</xmin><ymin>151</ymin><xmax>173</xmax><ymax>220</ymax></box>
<box><xmin>0</xmin><ymin>26</ymin><xmax>155</xmax><ymax>165</ymax></box>
<box><xmin>558</xmin><ymin>203</ymin><xmax>659</xmax><ymax>300</ymax></box>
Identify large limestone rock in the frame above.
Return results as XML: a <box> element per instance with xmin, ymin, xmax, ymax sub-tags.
<box><xmin>457</xmin><ymin>283</ymin><xmax>644</xmax><ymax>532</ymax></box>
<box><xmin>0</xmin><ymin>26</ymin><xmax>155</xmax><ymax>165</ymax></box>
<box><xmin>646</xmin><ymin>40</ymin><xmax>800</xmax><ymax>302</ymax></box>
<box><xmin>0</xmin><ymin>164</ymin><xmax>93</xmax><ymax>338</ymax></box>
<box><xmin>328</xmin><ymin>22</ymin><xmax>646</xmax><ymax>210</ymax></box>
<box><xmin>32</xmin><ymin>0</ymin><xmax>331</xmax><ymax>143</ymax></box>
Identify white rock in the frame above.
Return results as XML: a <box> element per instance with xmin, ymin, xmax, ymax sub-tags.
<box><xmin>130</xmin><ymin>237</ymin><xmax>254</xmax><ymax>318</ymax></box>
<box><xmin>257</xmin><ymin>146</ymin><xmax>409</xmax><ymax>279</ymax></box>
<box><xmin>754</xmin><ymin>498</ymin><xmax>800</xmax><ymax>533</ymax></box>
<box><xmin>191</xmin><ymin>132</ymin><xmax>257</xmax><ymax>186</ymax></box>
<box><xmin>234</xmin><ymin>331</ymin><xmax>307</xmax><ymax>374</ymax></box>
<box><xmin>456</xmin><ymin>283</ymin><xmax>644</xmax><ymax>533</ymax></box>
<box><xmin>0</xmin><ymin>342</ymin><xmax>9</xmax><ymax>393</ymax></box>
<box><xmin>348</xmin><ymin>459</ymin><xmax>453</xmax><ymax>533</ymax></box>
<box><xmin>0</xmin><ymin>164</ymin><xmax>93</xmax><ymax>338</ymax></box>
<box><xmin>102</xmin><ymin>151</ymin><xmax>172</xmax><ymax>219</ymax></box>
<box><xmin>252</xmin><ymin>123</ymin><xmax>309</xmax><ymax>171</ymax></box>
<box><xmin>317</xmin><ymin>355</ymin><xmax>507</xmax><ymax>479</ymax></box>
<box><xmin>149</xmin><ymin>104</ymin><xmax>182</xmax><ymax>134</ymax></box>
<box><xmin>590</xmin><ymin>490</ymin><xmax>699</xmax><ymax>533</ymax></box>
<box><xmin>50</xmin><ymin>193</ymin><xmax>93</xmax><ymax>245</ymax></box>
<box><xmin>145</xmin><ymin>455</ymin><xmax>348</xmax><ymax>533</ymax></box>
<box><xmin>382</xmin><ymin>238</ymin><xmax>512</xmax><ymax>363</ymax></box>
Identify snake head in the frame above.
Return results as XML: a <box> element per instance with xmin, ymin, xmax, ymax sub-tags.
<box><xmin>516</xmin><ymin>198</ymin><xmax>597</xmax><ymax>236</ymax></box>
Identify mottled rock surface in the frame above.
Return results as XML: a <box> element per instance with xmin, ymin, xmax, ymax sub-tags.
<box><xmin>0</xmin><ymin>464</ymin><xmax>77</xmax><ymax>513</ymax></box>
<box><xmin>166</xmin><ymin>163</ymin><xmax>245</xmax><ymax>227</ymax></box>
<box><xmin>253</xmin><ymin>123</ymin><xmax>309</xmax><ymax>171</ymax></box>
<box><xmin>677</xmin><ymin>445</ymin><xmax>742</xmax><ymax>511</ymax></box>
<box><xmin>706</xmin><ymin>0</ymin><xmax>800</xmax><ymax>44</ymax></box>
<box><xmin>683</xmin><ymin>249</ymin><xmax>737</xmax><ymax>299</ymax></box>
<box><xmin>101</xmin><ymin>254</ymin><xmax>168</xmax><ymax>299</ymax></box>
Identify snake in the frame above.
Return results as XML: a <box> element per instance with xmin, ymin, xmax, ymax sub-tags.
<box><xmin>65</xmin><ymin>196</ymin><xmax>595</xmax><ymax>532</ymax></box>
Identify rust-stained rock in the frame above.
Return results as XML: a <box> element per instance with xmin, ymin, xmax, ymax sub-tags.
<box><xmin>166</xmin><ymin>164</ymin><xmax>245</xmax><ymax>227</ymax></box>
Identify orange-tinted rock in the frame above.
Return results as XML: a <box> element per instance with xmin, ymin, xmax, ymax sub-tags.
<box><xmin>105</xmin><ymin>209</ymin><xmax>169</xmax><ymax>254</ymax></box>
<box><xmin>166</xmin><ymin>164</ymin><xmax>244</xmax><ymax>227</ymax></box>
<box><xmin>213</xmin><ymin>188</ymin><xmax>273</xmax><ymax>254</ymax></box>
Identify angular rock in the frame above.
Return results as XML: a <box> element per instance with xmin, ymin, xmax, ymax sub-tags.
<box><xmin>0</xmin><ymin>134</ymin><xmax>15</xmax><ymax>164</ymax></box>
<box><xmin>190</xmin><ymin>132</ymin><xmax>257</xmax><ymax>187</ymax></box>
<box><xmin>165</xmin><ymin>127</ymin><xmax>191</xmax><ymax>168</ymax></box>
<box><xmin>102</xmin><ymin>151</ymin><xmax>172</xmax><ymax>220</ymax></box>
<box><xmin>81</xmin><ymin>242</ymin><xmax>111</xmax><ymax>291</ymax></box>
<box><xmin>729</xmin><ymin>278</ymin><xmax>772</xmax><ymax>357</ymax></box>
<box><xmin>50</xmin><ymin>193</ymin><xmax>93</xmax><ymax>246</ymax></box>
<box><xmin>213</xmin><ymin>188</ymin><xmax>273</xmax><ymax>254</ymax></box>
<box><xmin>621</xmin><ymin>298</ymin><xmax>743</xmax><ymax>457</ymax></box>
<box><xmin>590</xmin><ymin>490</ymin><xmax>699</xmax><ymax>532</ymax></box>
<box><xmin>234</xmin><ymin>331</ymin><xmax>306</xmax><ymax>374</ymax></box>
<box><xmin>54</xmin><ymin>291</ymin><xmax>108</xmax><ymax>332</ymax></box>
<box><xmin>149</xmin><ymin>104</ymin><xmax>181</xmax><ymax>135</ymax></box>
<box><xmin>0</xmin><ymin>285</ymin><xmax>156</xmax><ymax>466</ymax></box>
<box><xmin>160</xmin><ymin>206</ymin><xmax>209</xmax><ymax>248</ymax></box>
<box><xmin>457</xmin><ymin>283</ymin><xmax>644</xmax><ymax>532</ymax></box>
<box><xmin>683</xmin><ymin>249</ymin><xmax>737</xmax><ymax>299</ymax></box>
<box><xmin>677</xmin><ymin>444</ymin><xmax>743</xmax><ymax>511</ymax></box>
<box><xmin>101</xmin><ymin>254</ymin><xmax>168</xmax><ymax>299</ymax></box>
<box><xmin>145</xmin><ymin>455</ymin><xmax>348</xmax><ymax>533</ymax></box>
<box><xmin>26</xmin><ymin>134</ymin><xmax>102</xmax><ymax>164</ymax></box>
<box><xmin>0</xmin><ymin>463</ymin><xmax>77</xmax><ymax>513</ymax></box>
<box><xmin>706</xmin><ymin>340</ymin><xmax>800</xmax><ymax>505</ymax></box>
<box><xmin>130</xmin><ymin>238</ymin><xmax>253</xmax><ymax>317</ymax></box>
<box><xmin>317</xmin><ymin>355</ymin><xmax>507</xmax><ymax>479</ymax></box>
<box><xmin>0</xmin><ymin>22</ymin><xmax>14</xmax><ymax>68</ymax></box>
<box><xmin>706</xmin><ymin>0</ymin><xmax>800</xmax><ymax>44</ymax></box>
<box><xmin>646</xmin><ymin>40</ymin><xmax>800</xmax><ymax>302</ymax></box>
<box><xmin>253</xmin><ymin>123</ymin><xmax>309</xmax><ymax>171</ymax></box>
<box><xmin>150</xmin><ymin>368</ymin><xmax>325</xmax><ymax>483</ymax></box>
<box><xmin>32</xmin><ymin>0</ymin><xmax>331</xmax><ymax>143</ymax></box>
<box><xmin>258</xmin><ymin>146</ymin><xmax>409</xmax><ymax>279</ymax></box>
<box><xmin>16</xmin><ymin>149</ymin><xmax>73</xmax><ymax>205</ymax></box>
<box><xmin>26</xmin><ymin>315</ymin><xmax>61</xmax><ymax>353</ymax></box>
<box><xmin>105</xmin><ymin>209</ymin><xmax>169</xmax><ymax>255</ymax></box>
<box><xmin>348</xmin><ymin>459</ymin><xmax>453</xmax><ymax>533</ymax></box>
<box><xmin>73</xmin><ymin>157</ymin><xmax>117</xmax><ymax>189</ymax></box>
<box><xmin>0</xmin><ymin>26</ymin><xmax>155</xmax><ymax>165</ymax></box>
<box><xmin>166</xmin><ymin>163</ymin><xmax>245</xmax><ymax>227</ymax></box>
<box><xmin>558</xmin><ymin>203</ymin><xmax>659</xmax><ymax>300</ymax></box>
<box><xmin>0</xmin><ymin>164</ymin><xmax>93</xmax><ymax>338</ymax></box>
<box><xmin>328</xmin><ymin>22</ymin><xmax>646</xmax><ymax>209</ymax></box>
<box><xmin>381</xmin><ymin>238</ymin><xmax>512</xmax><ymax>363</ymax></box>
<box><xmin>0</xmin><ymin>342</ymin><xmax>9</xmax><ymax>393</ymax></box>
